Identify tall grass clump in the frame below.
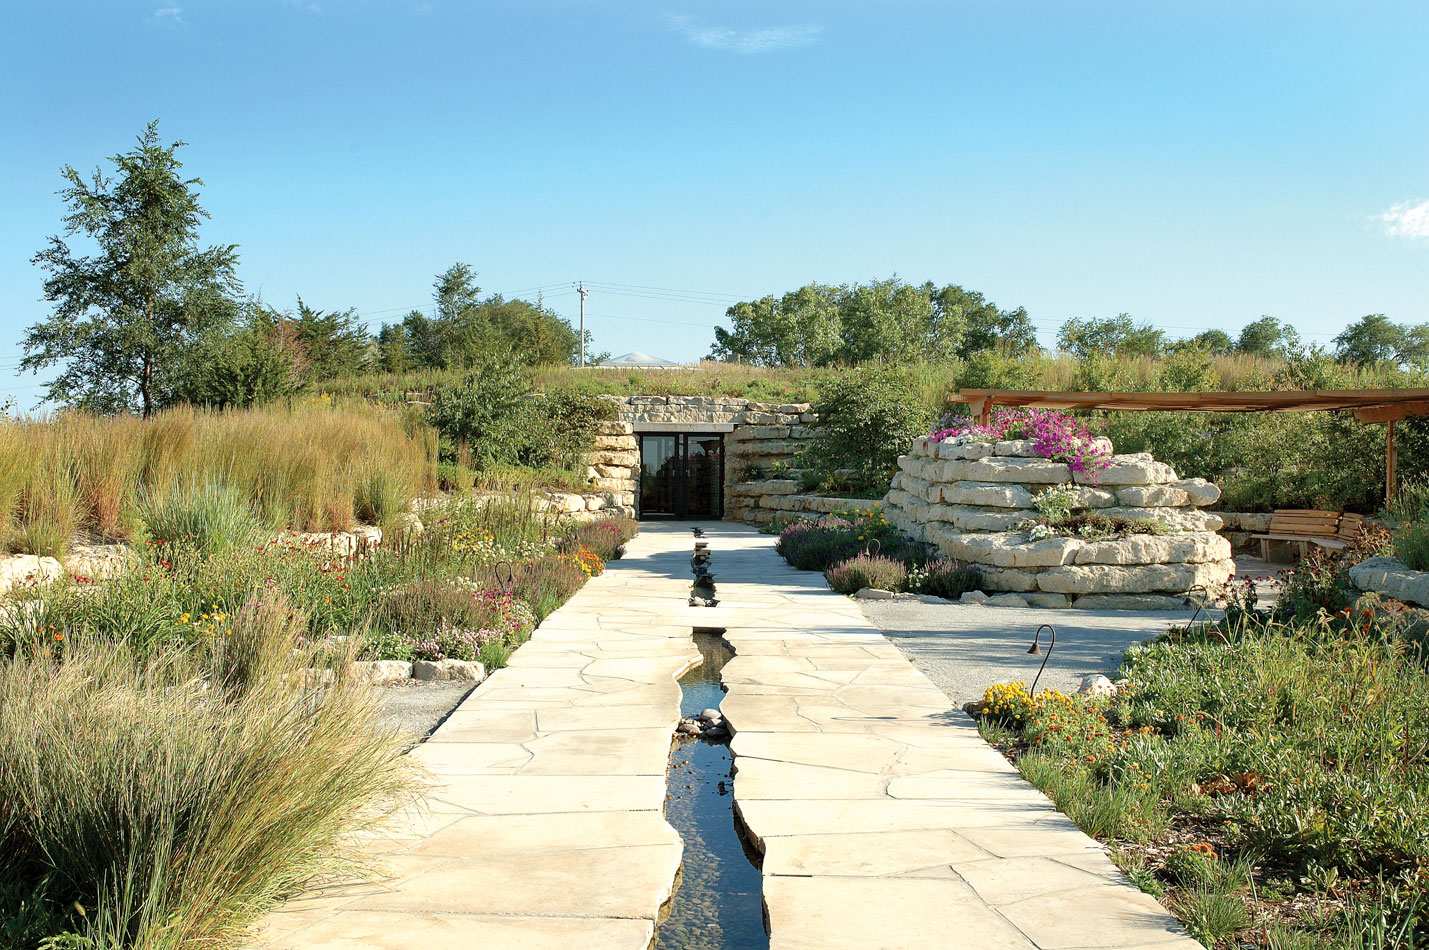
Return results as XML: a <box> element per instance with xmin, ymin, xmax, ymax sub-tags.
<box><xmin>0</xmin><ymin>592</ymin><xmax>415</xmax><ymax>950</ymax></box>
<box><xmin>0</xmin><ymin>401</ymin><xmax>435</xmax><ymax>554</ymax></box>
<box><xmin>138</xmin><ymin>481</ymin><xmax>266</xmax><ymax>556</ymax></box>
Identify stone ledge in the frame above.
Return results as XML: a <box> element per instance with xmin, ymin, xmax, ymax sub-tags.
<box><xmin>1349</xmin><ymin>556</ymin><xmax>1429</xmax><ymax>607</ymax></box>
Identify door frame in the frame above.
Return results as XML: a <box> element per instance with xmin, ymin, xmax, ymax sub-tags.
<box><xmin>636</xmin><ymin>432</ymin><xmax>724</xmax><ymax>520</ymax></box>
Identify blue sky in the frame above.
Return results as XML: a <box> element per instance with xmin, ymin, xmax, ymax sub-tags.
<box><xmin>2</xmin><ymin>1</ymin><xmax>1427</xmax><ymax>403</ymax></box>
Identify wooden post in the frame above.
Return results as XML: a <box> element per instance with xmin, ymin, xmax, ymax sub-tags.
<box><xmin>1387</xmin><ymin>419</ymin><xmax>1399</xmax><ymax>506</ymax></box>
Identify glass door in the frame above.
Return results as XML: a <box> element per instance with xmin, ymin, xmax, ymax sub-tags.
<box><xmin>638</xmin><ymin>433</ymin><xmax>724</xmax><ymax>519</ymax></box>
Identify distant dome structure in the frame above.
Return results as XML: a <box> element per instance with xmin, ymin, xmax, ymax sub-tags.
<box><xmin>598</xmin><ymin>351</ymin><xmax>684</xmax><ymax>369</ymax></box>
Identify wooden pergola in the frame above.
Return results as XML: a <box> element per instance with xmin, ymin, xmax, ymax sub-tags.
<box><xmin>948</xmin><ymin>388</ymin><xmax>1429</xmax><ymax>501</ymax></box>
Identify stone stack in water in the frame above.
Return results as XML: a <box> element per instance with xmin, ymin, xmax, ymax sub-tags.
<box><xmin>883</xmin><ymin>436</ymin><xmax>1233</xmax><ymax>609</ymax></box>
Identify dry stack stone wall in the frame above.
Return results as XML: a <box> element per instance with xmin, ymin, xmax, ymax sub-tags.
<box><xmin>884</xmin><ymin>436</ymin><xmax>1233</xmax><ymax>609</ymax></box>
<box><xmin>567</xmin><ymin>419</ymin><xmax>637</xmax><ymax>520</ymax></box>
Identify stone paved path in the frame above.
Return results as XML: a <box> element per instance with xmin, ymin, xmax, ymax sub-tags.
<box><xmin>255</xmin><ymin>522</ymin><xmax>1197</xmax><ymax>950</ymax></box>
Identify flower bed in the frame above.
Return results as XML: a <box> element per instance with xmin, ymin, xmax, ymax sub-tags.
<box><xmin>929</xmin><ymin>407</ymin><xmax>1112</xmax><ymax>479</ymax></box>
<box><xmin>773</xmin><ymin>508</ymin><xmax>983</xmax><ymax>600</ymax></box>
<box><xmin>970</xmin><ymin>593</ymin><xmax>1429</xmax><ymax>946</ymax></box>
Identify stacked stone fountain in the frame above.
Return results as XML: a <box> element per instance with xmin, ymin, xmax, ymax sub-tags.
<box><xmin>883</xmin><ymin>435</ymin><xmax>1233</xmax><ymax>609</ymax></box>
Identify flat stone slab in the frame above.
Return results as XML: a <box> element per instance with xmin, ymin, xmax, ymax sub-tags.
<box><xmin>253</xmin><ymin>523</ymin><xmax>1198</xmax><ymax>950</ymax></box>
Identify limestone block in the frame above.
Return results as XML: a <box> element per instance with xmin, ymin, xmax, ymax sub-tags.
<box><xmin>1025</xmin><ymin>592</ymin><xmax>1072</xmax><ymax>609</ymax></box>
<box><xmin>593</xmin><ymin>435</ymin><xmax>637</xmax><ymax>450</ymax></box>
<box><xmin>936</xmin><ymin>531</ymin><xmax>1080</xmax><ymax>568</ymax></box>
<box><xmin>348</xmin><ymin>660</ymin><xmax>413</xmax><ymax>684</ymax></box>
<box><xmin>985</xmin><ymin>593</ymin><xmax>1030</xmax><ymax>607</ymax></box>
<box><xmin>1074</xmin><ymin>454</ymin><xmax>1178</xmax><ymax>486</ymax></box>
<box><xmin>595</xmin><ymin>420</ymin><xmax>634</xmax><ymax>435</ymax></box>
<box><xmin>745</xmin><ymin>479</ymin><xmax>800</xmax><ymax>496</ymax></box>
<box><xmin>1071</xmin><ymin>533</ymin><xmax>1231</xmax><ymax>566</ymax></box>
<box><xmin>739</xmin><ymin>411</ymin><xmax>784</xmax><ymax>424</ymax></box>
<box><xmin>925</xmin><ymin>505</ymin><xmax>1025</xmax><ymax>533</ymax></box>
<box><xmin>1036</xmin><ymin>559</ymin><xmax>1233</xmax><ymax>595</ymax></box>
<box><xmin>588</xmin><ymin>477</ymin><xmax>632</xmax><ymax>493</ymax></box>
<box><xmin>960</xmin><ymin>590</ymin><xmax>990</xmax><ymax>604</ymax></box>
<box><xmin>1070</xmin><ymin>593</ymin><xmax>1192</xmax><ymax>611</ymax></box>
<box><xmin>587</xmin><ymin>449</ymin><xmax>637</xmax><ymax>466</ymax></box>
<box><xmin>1349</xmin><ymin>557</ymin><xmax>1429</xmax><ymax>607</ymax></box>
<box><xmin>1214</xmin><ymin>511</ymin><xmax>1271</xmax><ymax>532</ymax></box>
<box><xmin>1098</xmin><ymin>507</ymin><xmax>1225</xmax><ymax>532</ymax></box>
<box><xmin>591</xmin><ymin>463</ymin><xmax>632</xmax><ymax>479</ymax></box>
<box><xmin>1173</xmin><ymin>478</ymin><xmax>1222</xmax><ymax>506</ymax></box>
<box><xmin>1073</xmin><ymin>487</ymin><xmax>1117</xmax><ymax>509</ymax></box>
<box><xmin>896</xmin><ymin>455</ymin><xmax>917</xmax><ymax>473</ymax></box>
<box><xmin>992</xmin><ymin>439</ymin><xmax>1040</xmax><ymax>457</ymax></box>
<box><xmin>977</xmin><ymin>566</ymin><xmax>1042</xmax><ymax>592</ymax></box>
<box><xmin>744</xmin><ymin>425</ymin><xmax>791</xmax><ymax>439</ymax></box>
<box><xmin>413</xmin><ymin>658</ymin><xmax>485</xmax><ymax>681</ymax></box>
<box><xmin>957</xmin><ymin>457</ymin><xmax>1075</xmax><ymax>485</ymax></box>
<box><xmin>938</xmin><ymin>482</ymin><xmax>1035</xmax><ymax>509</ymax></box>
<box><xmin>1114</xmin><ymin>485</ymin><xmax>1189</xmax><ymax>507</ymax></box>
<box><xmin>0</xmin><ymin>554</ymin><xmax>62</xmax><ymax>594</ymax></box>
<box><xmin>63</xmin><ymin>543</ymin><xmax>136</xmax><ymax>581</ymax></box>
<box><xmin>910</xmin><ymin>437</ymin><xmax>932</xmax><ymax>457</ymax></box>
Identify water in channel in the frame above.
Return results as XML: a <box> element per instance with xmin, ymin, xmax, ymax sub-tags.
<box><xmin>655</xmin><ymin>630</ymin><xmax>769</xmax><ymax>950</ymax></box>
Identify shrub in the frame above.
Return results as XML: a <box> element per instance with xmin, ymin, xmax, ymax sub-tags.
<box><xmin>910</xmin><ymin>558</ymin><xmax>982</xmax><ymax>599</ymax></box>
<box><xmin>800</xmin><ymin>366</ymin><xmax>934</xmax><ymax>494</ymax></box>
<box><xmin>825</xmin><ymin>554</ymin><xmax>908</xmax><ymax>595</ymax></box>
<box><xmin>0</xmin><ymin>593</ymin><xmax>414</xmax><ymax>949</ymax></box>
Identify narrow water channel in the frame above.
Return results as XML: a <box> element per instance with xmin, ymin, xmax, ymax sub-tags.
<box><xmin>655</xmin><ymin>630</ymin><xmax>769</xmax><ymax>950</ymax></box>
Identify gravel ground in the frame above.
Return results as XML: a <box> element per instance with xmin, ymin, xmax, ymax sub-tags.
<box><xmin>860</xmin><ymin>600</ymin><xmax>1197</xmax><ymax>707</ymax></box>
<box><xmin>376</xmin><ymin>681</ymin><xmax>475</xmax><ymax>745</ymax></box>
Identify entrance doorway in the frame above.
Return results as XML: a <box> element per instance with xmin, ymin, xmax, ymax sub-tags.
<box><xmin>638</xmin><ymin>433</ymin><xmax>724</xmax><ymax>520</ymax></box>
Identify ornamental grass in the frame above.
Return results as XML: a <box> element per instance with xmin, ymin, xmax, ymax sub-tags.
<box><xmin>0</xmin><ymin>401</ymin><xmax>436</xmax><ymax>557</ymax></box>
<box><xmin>0</xmin><ymin>592</ymin><xmax>416</xmax><ymax>950</ymax></box>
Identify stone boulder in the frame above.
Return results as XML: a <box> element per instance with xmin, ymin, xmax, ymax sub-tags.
<box><xmin>0</xmin><ymin>555</ymin><xmax>62</xmax><ymax>595</ymax></box>
<box><xmin>1349</xmin><ymin>557</ymin><xmax>1429</xmax><ymax>608</ymax></box>
<box><xmin>413</xmin><ymin>658</ymin><xmax>486</xmax><ymax>682</ymax></box>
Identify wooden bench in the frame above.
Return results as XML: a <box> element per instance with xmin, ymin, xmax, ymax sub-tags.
<box><xmin>1253</xmin><ymin>510</ymin><xmax>1365</xmax><ymax>561</ymax></box>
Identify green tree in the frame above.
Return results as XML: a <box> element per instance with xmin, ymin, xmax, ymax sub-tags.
<box><xmin>381</xmin><ymin>264</ymin><xmax>579</xmax><ymax>370</ymax></box>
<box><xmin>1334</xmin><ymin>314</ymin><xmax>1429</xmax><ymax>367</ymax></box>
<box><xmin>1057</xmin><ymin>315</ymin><xmax>1165</xmax><ymax>360</ymax></box>
<box><xmin>1236</xmin><ymin>316</ymin><xmax>1300</xmax><ymax>359</ymax></box>
<box><xmin>1167</xmin><ymin>329</ymin><xmax>1234</xmax><ymax>355</ymax></box>
<box><xmin>287</xmin><ymin>298</ymin><xmax>371</xmax><ymax>379</ymax></box>
<box><xmin>174</xmin><ymin>309</ymin><xmax>307</xmax><ymax>407</ymax></box>
<box><xmin>23</xmin><ymin>121</ymin><xmax>242</xmax><ymax>415</ymax></box>
<box><xmin>708</xmin><ymin>277</ymin><xmax>1032</xmax><ymax>365</ymax></box>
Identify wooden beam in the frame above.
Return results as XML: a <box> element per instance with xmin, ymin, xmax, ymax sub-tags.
<box><xmin>1355</xmin><ymin>401</ymin><xmax>1429</xmax><ymax>424</ymax></box>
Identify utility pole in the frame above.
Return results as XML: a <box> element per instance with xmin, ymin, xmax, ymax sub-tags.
<box><xmin>577</xmin><ymin>281</ymin><xmax>589</xmax><ymax>367</ymax></box>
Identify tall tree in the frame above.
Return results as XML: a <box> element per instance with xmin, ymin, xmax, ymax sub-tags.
<box><xmin>1235</xmin><ymin>316</ymin><xmax>1300</xmax><ymax>359</ymax></box>
<box><xmin>1333</xmin><ymin>314</ymin><xmax>1429</xmax><ymax>367</ymax></box>
<box><xmin>23</xmin><ymin>121</ymin><xmax>241</xmax><ymax>415</ymax></box>
<box><xmin>1057</xmin><ymin>315</ymin><xmax>1165</xmax><ymax>360</ymax></box>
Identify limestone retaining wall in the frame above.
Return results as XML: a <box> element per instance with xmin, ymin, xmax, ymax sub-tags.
<box><xmin>883</xmin><ymin>436</ymin><xmax>1233</xmax><ymax>609</ymax></box>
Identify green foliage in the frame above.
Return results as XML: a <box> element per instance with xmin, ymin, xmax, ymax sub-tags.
<box><xmin>1335</xmin><ymin>313</ymin><xmax>1429</xmax><ymax>368</ymax></box>
<box><xmin>1394</xmin><ymin>522</ymin><xmax>1429</xmax><ymax>571</ymax></box>
<box><xmin>378</xmin><ymin>263</ymin><xmax>579</xmax><ymax>370</ymax></box>
<box><xmin>138</xmin><ymin>481</ymin><xmax>264</xmax><ymax>556</ymax></box>
<box><xmin>0</xmin><ymin>593</ymin><xmax>414</xmax><ymax>950</ymax></box>
<box><xmin>978</xmin><ymin>605</ymin><xmax>1429</xmax><ymax>947</ymax></box>
<box><xmin>801</xmin><ymin>365</ymin><xmax>934</xmax><ymax>493</ymax></box>
<box><xmin>24</xmin><ymin>121</ymin><xmax>243</xmax><ymax>417</ymax></box>
<box><xmin>709</xmin><ymin>277</ymin><xmax>1034</xmax><ymax>366</ymax></box>
<box><xmin>1057</xmin><ymin>314</ymin><xmax>1165</xmax><ymax>360</ymax></box>
<box><xmin>1236</xmin><ymin>315</ymin><xmax>1300</xmax><ymax>359</ymax></box>
<box><xmin>426</xmin><ymin>363</ymin><xmax>614</xmax><ymax>475</ymax></box>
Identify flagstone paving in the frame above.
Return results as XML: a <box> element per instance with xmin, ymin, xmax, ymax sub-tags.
<box><xmin>255</xmin><ymin>522</ymin><xmax>1197</xmax><ymax>950</ymax></box>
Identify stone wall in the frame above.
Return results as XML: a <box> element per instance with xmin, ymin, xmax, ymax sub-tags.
<box><xmin>1210</xmin><ymin>511</ymin><xmax>1273</xmax><ymax>553</ymax></box>
<box><xmin>578</xmin><ymin>419</ymin><xmax>638</xmax><ymax>518</ymax></box>
<box><xmin>883</xmin><ymin>436</ymin><xmax>1233</xmax><ymax>609</ymax></box>
<box><xmin>598</xmin><ymin>395</ymin><xmax>821</xmax><ymax>525</ymax></box>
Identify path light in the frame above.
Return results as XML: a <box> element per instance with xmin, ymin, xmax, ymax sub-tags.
<box><xmin>1026</xmin><ymin>623</ymin><xmax>1057</xmax><ymax>697</ymax></box>
<box><xmin>494</xmin><ymin>560</ymin><xmax>513</xmax><ymax>588</ymax></box>
<box><xmin>691</xmin><ymin>527</ymin><xmax>705</xmax><ymax>538</ymax></box>
<box><xmin>1183</xmin><ymin>584</ymin><xmax>1209</xmax><ymax>628</ymax></box>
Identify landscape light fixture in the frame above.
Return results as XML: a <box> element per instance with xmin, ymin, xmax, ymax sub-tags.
<box><xmin>1026</xmin><ymin>623</ymin><xmax>1057</xmax><ymax>697</ymax></box>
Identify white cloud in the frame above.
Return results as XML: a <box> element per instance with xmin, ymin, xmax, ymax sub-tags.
<box><xmin>152</xmin><ymin>4</ymin><xmax>183</xmax><ymax>23</ymax></box>
<box><xmin>1381</xmin><ymin>199</ymin><xmax>1429</xmax><ymax>239</ymax></box>
<box><xmin>667</xmin><ymin>15</ymin><xmax>821</xmax><ymax>54</ymax></box>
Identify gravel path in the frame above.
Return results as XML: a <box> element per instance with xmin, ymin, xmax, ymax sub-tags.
<box><xmin>859</xmin><ymin>600</ymin><xmax>1197</xmax><ymax>706</ymax></box>
<box><xmin>376</xmin><ymin>681</ymin><xmax>475</xmax><ymax>745</ymax></box>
